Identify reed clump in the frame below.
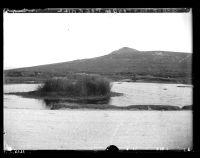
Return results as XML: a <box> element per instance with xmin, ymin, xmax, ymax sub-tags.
<box><xmin>37</xmin><ymin>74</ymin><xmax>111</xmax><ymax>97</ymax></box>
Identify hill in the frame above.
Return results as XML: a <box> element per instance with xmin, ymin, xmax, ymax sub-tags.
<box><xmin>5</xmin><ymin>47</ymin><xmax>192</xmax><ymax>84</ymax></box>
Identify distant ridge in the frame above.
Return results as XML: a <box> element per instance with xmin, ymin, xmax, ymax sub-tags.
<box><xmin>110</xmin><ymin>47</ymin><xmax>139</xmax><ymax>55</ymax></box>
<box><xmin>5</xmin><ymin>47</ymin><xmax>192</xmax><ymax>80</ymax></box>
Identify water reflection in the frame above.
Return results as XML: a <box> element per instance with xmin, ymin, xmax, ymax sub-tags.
<box><xmin>4</xmin><ymin>82</ymin><xmax>192</xmax><ymax>110</ymax></box>
<box><xmin>43</xmin><ymin>99</ymin><xmax>60</xmax><ymax>106</ymax></box>
<box><xmin>42</xmin><ymin>97</ymin><xmax>110</xmax><ymax>110</ymax></box>
<box><xmin>43</xmin><ymin>99</ymin><xmax>62</xmax><ymax>110</ymax></box>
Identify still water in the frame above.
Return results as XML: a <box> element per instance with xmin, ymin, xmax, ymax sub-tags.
<box><xmin>4</xmin><ymin>82</ymin><xmax>192</xmax><ymax>109</ymax></box>
<box><xmin>3</xmin><ymin>82</ymin><xmax>193</xmax><ymax>150</ymax></box>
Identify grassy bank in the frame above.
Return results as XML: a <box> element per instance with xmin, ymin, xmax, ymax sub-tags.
<box><xmin>4</xmin><ymin>76</ymin><xmax>46</xmax><ymax>84</ymax></box>
<box><xmin>40</xmin><ymin>102</ymin><xmax>193</xmax><ymax>111</ymax></box>
<box><xmin>4</xmin><ymin>71</ymin><xmax>192</xmax><ymax>85</ymax></box>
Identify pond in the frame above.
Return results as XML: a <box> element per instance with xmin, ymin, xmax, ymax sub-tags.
<box><xmin>3</xmin><ymin>82</ymin><xmax>193</xmax><ymax>150</ymax></box>
<box><xmin>111</xmin><ymin>82</ymin><xmax>192</xmax><ymax>107</ymax></box>
<box><xmin>3</xmin><ymin>82</ymin><xmax>192</xmax><ymax>109</ymax></box>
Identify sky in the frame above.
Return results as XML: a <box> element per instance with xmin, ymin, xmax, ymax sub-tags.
<box><xmin>3</xmin><ymin>11</ymin><xmax>192</xmax><ymax>69</ymax></box>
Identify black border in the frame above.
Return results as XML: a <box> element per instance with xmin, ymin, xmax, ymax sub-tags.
<box><xmin>3</xmin><ymin>8</ymin><xmax>191</xmax><ymax>13</ymax></box>
<box><xmin>2</xmin><ymin>7</ymin><xmax>199</xmax><ymax>156</ymax></box>
<box><xmin>192</xmin><ymin>7</ymin><xmax>200</xmax><ymax>153</ymax></box>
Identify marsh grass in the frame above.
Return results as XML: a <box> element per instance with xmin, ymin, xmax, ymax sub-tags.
<box><xmin>37</xmin><ymin>74</ymin><xmax>111</xmax><ymax>97</ymax></box>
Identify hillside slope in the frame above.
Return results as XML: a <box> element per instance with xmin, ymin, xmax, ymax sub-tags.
<box><xmin>5</xmin><ymin>47</ymin><xmax>192</xmax><ymax>82</ymax></box>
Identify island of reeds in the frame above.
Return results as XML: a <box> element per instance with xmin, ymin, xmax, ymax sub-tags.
<box><xmin>6</xmin><ymin>74</ymin><xmax>122</xmax><ymax>104</ymax></box>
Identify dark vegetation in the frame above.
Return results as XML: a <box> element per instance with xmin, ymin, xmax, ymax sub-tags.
<box><xmin>182</xmin><ymin>105</ymin><xmax>192</xmax><ymax>110</ymax></box>
<box><xmin>37</xmin><ymin>74</ymin><xmax>111</xmax><ymax>97</ymax></box>
<box><xmin>5</xmin><ymin>90</ymin><xmax>122</xmax><ymax>104</ymax></box>
<box><xmin>4</xmin><ymin>47</ymin><xmax>192</xmax><ymax>84</ymax></box>
<box><xmin>5</xmin><ymin>74</ymin><xmax>121</xmax><ymax>103</ymax></box>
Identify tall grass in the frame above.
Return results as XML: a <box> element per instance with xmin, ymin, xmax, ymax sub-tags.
<box><xmin>37</xmin><ymin>74</ymin><xmax>111</xmax><ymax>97</ymax></box>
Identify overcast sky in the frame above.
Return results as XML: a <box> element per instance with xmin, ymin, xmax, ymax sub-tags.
<box><xmin>3</xmin><ymin>11</ymin><xmax>192</xmax><ymax>69</ymax></box>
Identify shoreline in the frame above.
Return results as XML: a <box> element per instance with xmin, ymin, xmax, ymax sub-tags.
<box><xmin>4</xmin><ymin>75</ymin><xmax>192</xmax><ymax>85</ymax></box>
<box><xmin>5</xmin><ymin>90</ymin><xmax>123</xmax><ymax>104</ymax></box>
<box><xmin>4</xmin><ymin>80</ymin><xmax>193</xmax><ymax>85</ymax></box>
<box><xmin>45</xmin><ymin>103</ymin><xmax>192</xmax><ymax>111</ymax></box>
<box><xmin>4</xmin><ymin>91</ymin><xmax>192</xmax><ymax>111</ymax></box>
